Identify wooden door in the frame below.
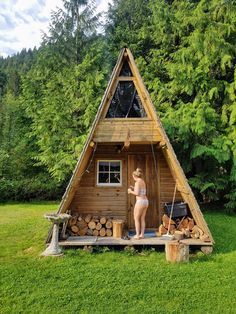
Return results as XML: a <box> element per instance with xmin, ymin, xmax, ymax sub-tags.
<box><xmin>128</xmin><ymin>154</ymin><xmax>159</xmax><ymax>229</ymax></box>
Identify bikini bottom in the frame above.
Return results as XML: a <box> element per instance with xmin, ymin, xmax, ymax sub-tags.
<box><xmin>136</xmin><ymin>199</ymin><xmax>149</xmax><ymax>206</ymax></box>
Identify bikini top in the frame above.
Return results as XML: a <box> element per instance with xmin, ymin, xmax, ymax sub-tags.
<box><xmin>139</xmin><ymin>188</ymin><xmax>146</xmax><ymax>196</ymax></box>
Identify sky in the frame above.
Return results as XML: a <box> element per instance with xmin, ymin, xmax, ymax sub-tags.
<box><xmin>0</xmin><ymin>0</ymin><xmax>110</xmax><ymax>58</ymax></box>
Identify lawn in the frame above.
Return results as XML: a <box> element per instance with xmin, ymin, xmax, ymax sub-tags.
<box><xmin>0</xmin><ymin>202</ymin><xmax>235</xmax><ymax>314</ymax></box>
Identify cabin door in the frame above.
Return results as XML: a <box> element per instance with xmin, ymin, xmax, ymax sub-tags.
<box><xmin>127</xmin><ymin>154</ymin><xmax>159</xmax><ymax>229</ymax></box>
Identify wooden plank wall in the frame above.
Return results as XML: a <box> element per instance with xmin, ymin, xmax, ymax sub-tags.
<box><xmin>70</xmin><ymin>145</ymin><xmax>128</xmax><ymax>220</ymax></box>
<box><xmin>93</xmin><ymin>119</ymin><xmax>162</xmax><ymax>143</ymax></box>
<box><xmin>158</xmin><ymin>149</ymin><xmax>183</xmax><ymax>215</ymax></box>
<box><xmin>69</xmin><ymin>144</ymin><xmax>183</xmax><ymax>227</ymax></box>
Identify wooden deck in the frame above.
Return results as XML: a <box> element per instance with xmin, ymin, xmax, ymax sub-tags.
<box><xmin>59</xmin><ymin>236</ymin><xmax>213</xmax><ymax>247</ymax></box>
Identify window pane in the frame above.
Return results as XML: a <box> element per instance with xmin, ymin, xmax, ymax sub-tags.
<box><xmin>99</xmin><ymin>162</ymin><xmax>109</xmax><ymax>172</ymax></box>
<box><xmin>110</xmin><ymin>173</ymin><xmax>120</xmax><ymax>183</ymax></box>
<box><xmin>110</xmin><ymin>161</ymin><xmax>120</xmax><ymax>172</ymax></box>
<box><xmin>119</xmin><ymin>60</ymin><xmax>132</xmax><ymax>76</ymax></box>
<box><xmin>106</xmin><ymin>81</ymin><xmax>147</xmax><ymax>118</ymax></box>
<box><xmin>99</xmin><ymin>173</ymin><xmax>109</xmax><ymax>183</ymax></box>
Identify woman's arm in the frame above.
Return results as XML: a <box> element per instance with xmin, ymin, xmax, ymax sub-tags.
<box><xmin>128</xmin><ymin>182</ymin><xmax>140</xmax><ymax>196</ymax></box>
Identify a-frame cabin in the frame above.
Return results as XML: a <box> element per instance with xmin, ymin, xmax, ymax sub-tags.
<box><xmin>48</xmin><ymin>48</ymin><xmax>214</xmax><ymax>249</ymax></box>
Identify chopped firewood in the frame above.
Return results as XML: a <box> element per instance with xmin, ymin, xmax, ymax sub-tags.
<box><xmin>78</xmin><ymin>215</ymin><xmax>83</xmax><ymax>221</ymax></box>
<box><xmin>100</xmin><ymin>217</ymin><xmax>107</xmax><ymax>225</ymax></box>
<box><xmin>78</xmin><ymin>227</ymin><xmax>88</xmax><ymax>236</ymax></box>
<box><xmin>174</xmin><ymin>230</ymin><xmax>184</xmax><ymax>241</ymax></box>
<box><xmin>200</xmin><ymin>234</ymin><xmax>211</xmax><ymax>242</ymax></box>
<box><xmin>105</xmin><ymin>220</ymin><xmax>113</xmax><ymax>229</ymax></box>
<box><xmin>100</xmin><ymin>228</ymin><xmax>106</xmax><ymax>237</ymax></box>
<box><xmin>181</xmin><ymin>218</ymin><xmax>189</xmax><ymax>229</ymax></box>
<box><xmin>88</xmin><ymin>221</ymin><xmax>96</xmax><ymax>229</ymax></box>
<box><xmin>191</xmin><ymin>225</ymin><xmax>203</xmax><ymax>239</ymax></box>
<box><xmin>86</xmin><ymin>229</ymin><xmax>93</xmax><ymax>236</ymax></box>
<box><xmin>68</xmin><ymin>230</ymin><xmax>76</xmax><ymax>236</ymax></box>
<box><xmin>159</xmin><ymin>224</ymin><xmax>168</xmax><ymax>235</ymax></box>
<box><xmin>96</xmin><ymin>222</ymin><xmax>102</xmax><ymax>230</ymax></box>
<box><xmin>68</xmin><ymin>216</ymin><xmax>77</xmax><ymax>226</ymax></box>
<box><xmin>84</xmin><ymin>214</ymin><xmax>92</xmax><ymax>223</ymax></box>
<box><xmin>182</xmin><ymin>228</ymin><xmax>191</xmax><ymax>238</ymax></box>
<box><xmin>106</xmin><ymin>229</ymin><xmax>112</xmax><ymax>237</ymax></box>
<box><xmin>188</xmin><ymin>219</ymin><xmax>195</xmax><ymax>230</ymax></box>
<box><xmin>192</xmin><ymin>225</ymin><xmax>204</xmax><ymax>237</ymax></box>
<box><xmin>162</xmin><ymin>214</ymin><xmax>175</xmax><ymax>226</ymax></box>
<box><xmin>93</xmin><ymin>216</ymin><xmax>99</xmax><ymax>222</ymax></box>
<box><xmin>176</xmin><ymin>216</ymin><xmax>186</xmax><ymax>230</ymax></box>
<box><xmin>93</xmin><ymin>229</ymin><xmax>99</xmax><ymax>236</ymax></box>
<box><xmin>169</xmin><ymin>224</ymin><xmax>176</xmax><ymax>232</ymax></box>
<box><xmin>175</xmin><ymin>218</ymin><xmax>180</xmax><ymax>224</ymax></box>
<box><xmin>71</xmin><ymin>225</ymin><xmax>79</xmax><ymax>234</ymax></box>
<box><xmin>77</xmin><ymin>219</ymin><xmax>87</xmax><ymax>230</ymax></box>
<box><xmin>198</xmin><ymin>226</ymin><xmax>204</xmax><ymax>237</ymax></box>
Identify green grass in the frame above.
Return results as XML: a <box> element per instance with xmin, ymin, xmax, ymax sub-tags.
<box><xmin>0</xmin><ymin>203</ymin><xmax>236</xmax><ymax>314</ymax></box>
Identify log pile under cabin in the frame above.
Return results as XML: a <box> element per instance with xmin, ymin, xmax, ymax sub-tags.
<box><xmin>66</xmin><ymin>214</ymin><xmax>113</xmax><ymax>237</ymax></box>
<box><xmin>157</xmin><ymin>214</ymin><xmax>211</xmax><ymax>242</ymax></box>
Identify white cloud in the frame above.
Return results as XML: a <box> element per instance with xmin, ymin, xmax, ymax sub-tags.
<box><xmin>0</xmin><ymin>0</ymin><xmax>111</xmax><ymax>58</ymax></box>
<box><xmin>97</xmin><ymin>0</ymin><xmax>110</xmax><ymax>14</ymax></box>
<box><xmin>0</xmin><ymin>0</ymin><xmax>63</xmax><ymax>57</ymax></box>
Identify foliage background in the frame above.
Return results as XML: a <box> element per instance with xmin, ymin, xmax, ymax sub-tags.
<box><xmin>0</xmin><ymin>0</ymin><xmax>235</xmax><ymax>212</ymax></box>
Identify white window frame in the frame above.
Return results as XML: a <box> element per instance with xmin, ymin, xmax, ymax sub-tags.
<box><xmin>96</xmin><ymin>160</ymin><xmax>122</xmax><ymax>186</ymax></box>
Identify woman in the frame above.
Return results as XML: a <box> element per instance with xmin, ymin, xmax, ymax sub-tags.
<box><xmin>128</xmin><ymin>168</ymin><xmax>148</xmax><ymax>239</ymax></box>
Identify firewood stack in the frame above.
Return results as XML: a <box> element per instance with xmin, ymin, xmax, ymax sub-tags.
<box><xmin>157</xmin><ymin>214</ymin><xmax>211</xmax><ymax>242</ymax></box>
<box><xmin>66</xmin><ymin>214</ymin><xmax>113</xmax><ymax>237</ymax></box>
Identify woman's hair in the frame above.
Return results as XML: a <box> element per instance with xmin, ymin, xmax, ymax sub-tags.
<box><xmin>133</xmin><ymin>168</ymin><xmax>143</xmax><ymax>178</ymax></box>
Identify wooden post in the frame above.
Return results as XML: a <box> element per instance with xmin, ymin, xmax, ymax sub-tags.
<box><xmin>165</xmin><ymin>241</ymin><xmax>189</xmax><ymax>263</ymax></box>
<box><xmin>113</xmin><ymin>219</ymin><xmax>124</xmax><ymax>238</ymax></box>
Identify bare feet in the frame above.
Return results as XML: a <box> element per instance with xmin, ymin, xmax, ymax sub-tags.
<box><xmin>133</xmin><ymin>235</ymin><xmax>140</xmax><ymax>239</ymax></box>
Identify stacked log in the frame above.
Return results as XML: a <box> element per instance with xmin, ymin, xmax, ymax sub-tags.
<box><xmin>67</xmin><ymin>214</ymin><xmax>113</xmax><ymax>237</ymax></box>
<box><xmin>157</xmin><ymin>214</ymin><xmax>211</xmax><ymax>242</ymax></box>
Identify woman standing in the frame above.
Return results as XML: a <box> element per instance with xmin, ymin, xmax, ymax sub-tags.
<box><xmin>128</xmin><ymin>168</ymin><xmax>148</xmax><ymax>239</ymax></box>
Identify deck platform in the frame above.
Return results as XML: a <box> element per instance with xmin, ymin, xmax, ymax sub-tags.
<box><xmin>59</xmin><ymin>236</ymin><xmax>213</xmax><ymax>247</ymax></box>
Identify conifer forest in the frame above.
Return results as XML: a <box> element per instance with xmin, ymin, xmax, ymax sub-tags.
<box><xmin>0</xmin><ymin>0</ymin><xmax>235</xmax><ymax>212</ymax></box>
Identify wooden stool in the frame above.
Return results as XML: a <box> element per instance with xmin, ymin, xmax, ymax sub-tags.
<box><xmin>165</xmin><ymin>241</ymin><xmax>189</xmax><ymax>263</ymax></box>
<box><xmin>112</xmin><ymin>219</ymin><xmax>124</xmax><ymax>238</ymax></box>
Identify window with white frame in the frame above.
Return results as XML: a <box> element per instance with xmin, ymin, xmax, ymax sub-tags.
<box><xmin>97</xmin><ymin>160</ymin><xmax>122</xmax><ymax>186</ymax></box>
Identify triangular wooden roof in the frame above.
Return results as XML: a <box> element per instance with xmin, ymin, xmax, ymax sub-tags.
<box><xmin>54</xmin><ymin>48</ymin><xmax>214</xmax><ymax>242</ymax></box>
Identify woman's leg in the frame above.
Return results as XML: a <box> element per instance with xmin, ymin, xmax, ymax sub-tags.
<box><xmin>140</xmin><ymin>206</ymin><xmax>148</xmax><ymax>238</ymax></box>
<box><xmin>133</xmin><ymin>202</ymin><xmax>143</xmax><ymax>238</ymax></box>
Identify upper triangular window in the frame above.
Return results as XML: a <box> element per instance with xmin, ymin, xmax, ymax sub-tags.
<box><xmin>105</xmin><ymin>81</ymin><xmax>147</xmax><ymax>118</ymax></box>
<box><xmin>119</xmin><ymin>60</ymin><xmax>133</xmax><ymax>76</ymax></box>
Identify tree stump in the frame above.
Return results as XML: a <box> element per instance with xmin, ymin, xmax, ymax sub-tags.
<box><xmin>165</xmin><ymin>241</ymin><xmax>189</xmax><ymax>263</ymax></box>
<box><xmin>112</xmin><ymin>219</ymin><xmax>124</xmax><ymax>238</ymax></box>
